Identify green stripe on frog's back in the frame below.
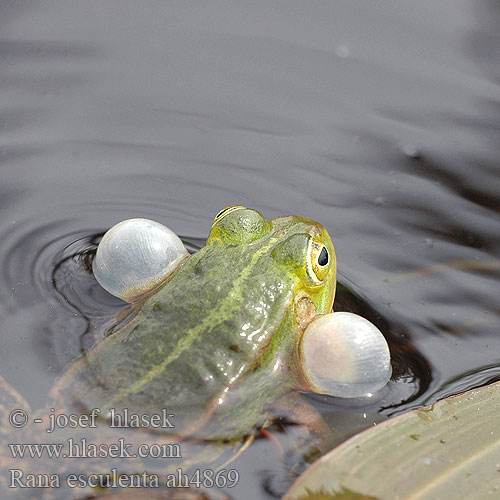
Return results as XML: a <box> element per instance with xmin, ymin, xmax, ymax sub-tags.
<box><xmin>108</xmin><ymin>237</ymin><xmax>281</xmax><ymax>403</ymax></box>
<box><xmin>63</xmin><ymin>233</ymin><xmax>295</xmax><ymax>432</ymax></box>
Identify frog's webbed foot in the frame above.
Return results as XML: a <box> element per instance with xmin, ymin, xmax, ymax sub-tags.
<box><xmin>248</xmin><ymin>393</ymin><xmax>335</xmax><ymax>497</ymax></box>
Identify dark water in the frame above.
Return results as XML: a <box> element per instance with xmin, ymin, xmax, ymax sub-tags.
<box><xmin>1</xmin><ymin>1</ymin><xmax>499</xmax><ymax>498</ymax></box>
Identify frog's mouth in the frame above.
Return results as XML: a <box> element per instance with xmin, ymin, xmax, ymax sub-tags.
<box><xmin>294</xmin><ymin>293</ymin><xmax>318</xmax><ymax>330</ymax></box>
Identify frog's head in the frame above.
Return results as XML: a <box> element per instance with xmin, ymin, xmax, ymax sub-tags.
<box><xmin>206</xmin><ymin>207</ymin><xmax>390</xmax><ymax>400</ymax></box>
<box><xmin>207</xmin><ymin>205</ymin><xmax>336</xmax><ymax>329</ymax></box>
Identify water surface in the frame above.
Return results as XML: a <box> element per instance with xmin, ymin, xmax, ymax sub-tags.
<box><xmin>1</xmin><ymin>1</ymin><xmax>499</xmax><ymax>498</ymax></box>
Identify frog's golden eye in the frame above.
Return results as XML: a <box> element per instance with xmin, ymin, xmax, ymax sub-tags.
<box><xmin>307</xmin><ymin>240</ymin><xmax>330</xmax><ymax>284</ymax></box>
<box><xmin>212</xmin><ymin>205</ymin><xmax>246</xmax><ymax>225</ymax></box>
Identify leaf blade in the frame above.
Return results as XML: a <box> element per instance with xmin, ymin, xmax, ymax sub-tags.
<box><xmin>285</xmin><ymin>381</ymin><xmax>500</xmax><ymax>500</ymax></box>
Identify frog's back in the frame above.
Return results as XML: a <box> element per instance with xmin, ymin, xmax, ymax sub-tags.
<box><xmin>52</xmin><ymin>237</ymin><xmax>294</xmax><ymax>435</ymax></box>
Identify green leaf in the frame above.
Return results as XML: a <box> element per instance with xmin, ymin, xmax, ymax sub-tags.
<box><xmin>284</xmin><ymin>381</ymin><xmax>500</xmax><ymax>500</ymax></box>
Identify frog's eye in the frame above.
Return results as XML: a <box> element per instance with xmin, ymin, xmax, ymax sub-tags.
<box><xmin>93</xmin><ymin>218</ymin><xmax>188</xmax><ymax>302</ymax></box>
<box><xmin>299</xmin><ymin>312</ymin><xmax>392</xmax><ymax>398</ymax></box>
<box><xmin>213</xmin><ymin>205</ymin><xmax>246</xmax><ymax>224</ymax></box>
<box><xmin>307</xmin><ymin>240</ymin><xmax>330</xmax><ymax>284</ymax></box>
<box><xmin>208</xmin><ymin>206</ymin><xmax>271</xmax><ymax>245</ymax></box>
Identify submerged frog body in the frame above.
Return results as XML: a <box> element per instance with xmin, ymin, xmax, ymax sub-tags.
<box><xmin>0</xmin><ymin>207</ymin><xmax>338</xmax><ymax>498</ymax></box>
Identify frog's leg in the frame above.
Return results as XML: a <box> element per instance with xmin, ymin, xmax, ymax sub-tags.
<box><xmin>267</xmin><ymin>391</ymin><xmax>335</xmax><ymax>462</ymax></box>
<box><xmin>215</xmin><ymin>432</ymin><xmax>256</xmax><ymax>470</ymax></box>
<box><xmin>273</xmin><ymin>392</ymin><xmax>334</xmax><ymax>443</ymax></box>
<box><xmin>0</xmin><ymin>375</ymin><xmax>32</xmax><ymax>492</ymax></box>
<box><xmin>0</xmin><ymin>375</ymin><xmax>31</xmax><ymax>432</ymax></box>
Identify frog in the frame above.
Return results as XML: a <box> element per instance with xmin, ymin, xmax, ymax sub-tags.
<box><xmin>0</xmin><ymin>206</ymin><xmax>337</xmax><ymax>499</ymax></box>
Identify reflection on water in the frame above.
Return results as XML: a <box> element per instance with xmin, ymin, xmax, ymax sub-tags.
<box><xmin>0</xmin><ymin>0</ymin><xmax>499</xmax><ymax>498</ymax></box>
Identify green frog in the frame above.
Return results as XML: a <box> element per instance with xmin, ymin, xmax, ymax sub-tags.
<box><xmin>0</xmin><ymin>206</ymin><xmax>337</xmax><ymax>498</ymax></box>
